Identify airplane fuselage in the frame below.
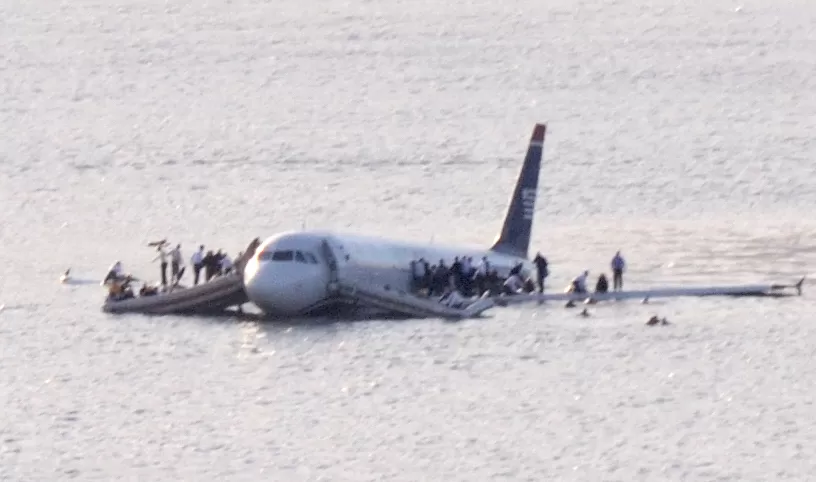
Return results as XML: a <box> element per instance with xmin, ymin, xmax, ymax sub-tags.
<box><xmin>242</xmin><ymin>231</ymin><xmax>534</xmax><ymax>317</ymax></box>
<box><xmin>243</xmin><ymin>123</ymin><xmax>547</xmax><ymax>318</ymax></box>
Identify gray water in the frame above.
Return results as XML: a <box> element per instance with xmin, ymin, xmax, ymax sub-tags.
<box><xmin>2</xmin><ymin>0</ymin><xmax>816</xmax><ymax>480</ymax></box>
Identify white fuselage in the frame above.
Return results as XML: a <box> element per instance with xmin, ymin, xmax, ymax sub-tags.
<box><xmin>243</xmin><ymin>123</ymin><xmax>547</xmax><ymax>318</ymax></box>
<box><xmin>242</xmin><ymin>231</ymin><xmax>533</xmax><ymax>317</ymax></box>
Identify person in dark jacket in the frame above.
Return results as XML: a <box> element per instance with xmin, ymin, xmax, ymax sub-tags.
<box><xmin>202</xmin><ymin>250</ymin><xmax>216</xmax><ymax>282</ymax></box>
<box><xmin>595</xmin><ymin>273</ymin><xmax>609</xmax><ymax>293</ymax></box>
<box><xmin>533</xmin><ymin>252</ymin><xmax>549</xmax><ymax>293</ymax></box>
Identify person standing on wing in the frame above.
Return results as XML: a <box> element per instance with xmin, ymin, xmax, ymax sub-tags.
<box><xmin>611</xmin><ymin>251</ymin><xmax>626</xmax><ymax>291</ymax></box>
<box><xmin>533</xmin><ymin>252</ymin><xmax>549</xmax><ymax>293</ymax></box>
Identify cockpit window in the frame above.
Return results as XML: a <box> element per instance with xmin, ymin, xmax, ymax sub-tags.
<box><xmin>271</xmin><ymin>250</ymin><xmax>294</xmax><ymax>261</ymax></box>
<box><xmin>258</xmin><ymin>248</ymin><xmax>320</xmax><ymax>263</ymax></box>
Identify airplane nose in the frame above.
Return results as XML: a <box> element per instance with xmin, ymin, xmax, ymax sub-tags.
<box><xmin>243</xmin><ymin>260</ymin><xmax>282</xmax><ymax>308</ymax></box>
<box><xmin>243</xmin><ymin>258</ymin><xmax>328</xmax><ymax>316</ymax></box>
<box><xmin>242</xmin><ymin>257</ymin><xmax>263</xmax><ymax>291</ymax></box>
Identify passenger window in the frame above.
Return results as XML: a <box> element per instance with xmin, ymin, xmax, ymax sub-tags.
<box><xmin>271</xmin><ymin>250</ymin><xmax>293</xmax><ymax>261</ymax></box>
<box><xmin>295</xmin><ymin>251</ymin><xmax>307</xmax><ymax>263</ymax></box>
<box><xmin>305</xmin><ymin>252</ymin><xmax>318</xmax><ymax>264</ymax></box>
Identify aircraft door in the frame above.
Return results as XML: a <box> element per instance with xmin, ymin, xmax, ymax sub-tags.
<box><xmin>319</xmin><ymin>239</ymin><xmax>341</xmax><ymax>295</ymax></box>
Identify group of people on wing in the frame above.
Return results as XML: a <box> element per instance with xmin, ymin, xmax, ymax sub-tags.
<box><xmin>567</xmin><ymin>251</ymin><xmax>626</xmax><ymax>295</ymax></box>
<box><xmin>409</xmin><ymin>253</ymin><xmax>547</xmax><ymax>301</ymax></box>
<box><xmin>410</xmin><ymin>255</ymin><xmax>531</xmax><ymax>298</ymax></box>
<box><xmin>407</xmin><ymin>250</ymin><xmax>627</xmax><ymax>303</ymax></box>
<box><xmin>103</xmin><ymin>241</ymin><xmax>238</xmax><ymax>301</ymax></box>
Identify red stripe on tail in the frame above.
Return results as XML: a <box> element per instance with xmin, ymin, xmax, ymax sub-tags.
<box><xmin>531</xmin><ymin>124</ymin><xmax>546</xmax><ymax>142</ymax></box>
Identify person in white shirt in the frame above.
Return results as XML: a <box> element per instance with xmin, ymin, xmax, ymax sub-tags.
<box><xmin>152</xmin><ymin>246</ymin><xmax>168</xmax><ymax>286</ymax></box>
<box><xmin>571</xmin><ymin>270</ymin><xmax>589</xmax><ymax>294</ymax></box>
<box><xmin>190</xmin><ymin>245</ymin><xmax>204</xmax><ymax>285</ymax></box>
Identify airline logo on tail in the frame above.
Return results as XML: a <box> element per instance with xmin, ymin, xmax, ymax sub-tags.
<box><xmin>521</xmin><ymin>188</ymin><xmax>536</xmax><ymax>221</ymax></box>
<box><xmin>490</xmin><ymin>123</ymin><xmax>546</xmax><ymax>258</ymax></box>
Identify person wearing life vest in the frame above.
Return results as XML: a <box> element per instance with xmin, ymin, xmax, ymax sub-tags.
<box><xmin>108</xmin><ymin>275</ymin><xmax>135</xmax><ymax>300</ymax></box>
<box><xmin>108</xmin><ymin>280</ymin><xmax>124</xmax><ymax>298</ymax></box>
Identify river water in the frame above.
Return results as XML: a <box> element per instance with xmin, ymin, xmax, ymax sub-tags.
<box><xmin>1</xmin><ymin>0</ymin><xmax>815</xmax><ymax>480</ymax></box>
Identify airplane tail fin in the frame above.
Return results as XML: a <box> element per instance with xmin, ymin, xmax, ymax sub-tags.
<box><xmin>489</xmin><ymin>123</ymin><xmax>546</xmax><ymax>259</ymax></box>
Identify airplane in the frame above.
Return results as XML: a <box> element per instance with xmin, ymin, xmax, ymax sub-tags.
<box><xmin>242</xmin><ymin>123</ymin><xmax>548</xmax><ymax>317</ymax></box>
<box><xmin>97</xmin><ymin>122</ymin><xmax>803</xmax><ymax>319</ymax></box>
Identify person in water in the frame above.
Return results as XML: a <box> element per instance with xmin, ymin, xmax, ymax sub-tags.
<box><xmin>646</xmin><ymin>315</ymin><xmax>670</xmax><ymax>326</ymax></box>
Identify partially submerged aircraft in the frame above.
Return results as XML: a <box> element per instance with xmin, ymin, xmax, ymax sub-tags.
<box><xmin>240</xmin><ymin>123</ymin><xmax>803</xmax><ymax>319</ymax></box>
<box><xmin>100</xmin><ymin>123</ymin><xmax>804</xmax><ymax>319</ymax></box>
<box><xmin>241</xmin><ymin>124</ymin><xmax>548</xmax><ymax>318</ymax></box>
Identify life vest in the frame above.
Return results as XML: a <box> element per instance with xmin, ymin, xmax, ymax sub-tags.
<box><xmin>109</xmin><ymin>282</ymin><xmax>123</xmax><ymax>296</ymax></box>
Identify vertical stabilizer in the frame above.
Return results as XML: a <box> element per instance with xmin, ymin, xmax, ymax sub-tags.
<box><xmin>489</xmin><ymin>123</ymin><xmax>546</xmax><ymax>258</ymax></box>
